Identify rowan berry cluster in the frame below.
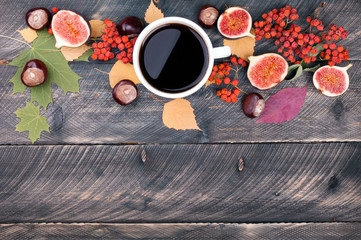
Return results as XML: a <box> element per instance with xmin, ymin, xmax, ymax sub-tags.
<box><xmin>208</xmin><ymin>56</ymin><xmax>247</xmax><ymax>103</ymax></box>
<box><xmin>254</xmin><ymin>5</ymin><xmax>350</xmax><ymax>67</ymax></box>
<box><xmin>91</xmin><ymin>19</ymin><xmax>137</xmax><ymax>64</ymax></box>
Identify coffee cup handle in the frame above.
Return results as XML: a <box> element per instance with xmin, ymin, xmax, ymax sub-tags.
<box><xmin>213</xmin><ymin>46</ymin><xmax>232</xmax><ymax>59</ymax></box>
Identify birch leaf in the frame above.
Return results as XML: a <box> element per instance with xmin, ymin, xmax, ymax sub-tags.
<box><xmin>61</xmin><ymin>44</ymin><xmax>92</xmax><ymax>61</ymax></box>
<box><xmin>223</xmin><ymin>29</ymin><xmax>255</xmax><ymax>61</ymax></box>
<box><xmin>109</xmin><ymin>60</ymin><xmax>140</xmax><ymax>88</ymax></box>
<box><xmin>18</xmin><ymin>28</ymin><xmax>38</xmax><ymax>43</ymax></box>
<box><xmin>89</xmin><ymin>20</ymin><xmax>106</xmax><ymax>38</ymax></box>
<box><xmin>144</xmin><ymin>0</ymin><xmax>164</xmax><ymax>24</ymax></box>
<box><xmin>163</xmin><ymin>98</ymin><xmax>201</xmax><ymax>130</ymax></box>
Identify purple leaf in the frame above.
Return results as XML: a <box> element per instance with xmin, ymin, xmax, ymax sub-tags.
<box><xmin>257</xmin><ymin>86</ymin><xmax>308</xmax><ymax>123</ymax></box>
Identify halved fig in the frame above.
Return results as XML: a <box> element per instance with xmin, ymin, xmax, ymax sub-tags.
<box><xmin>217</xmin><ymin>7</ymin><xmax>254</xmax><ymax>39</ymax></box>
<box><xmin>51</xmin><ymin>10</ymin><xmax>90</xmax><ymax>48</ymax></box>
<box><xmin>247</xmin><ymin>53</ymin><xmax>288</xmax><ymax>90</ymax></box>
<box><xmin>25</xmin><ymin>8</ymin><xmax>51</xmax><ymax>30</ymax></box>
<box><xmin>313</xmin><ymin>64</ymin><xmax>352</xmax><ymax>97</ymax></box>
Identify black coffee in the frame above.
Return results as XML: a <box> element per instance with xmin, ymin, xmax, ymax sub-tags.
<box><xmin>139</xmin><ymin>24</ymin><xmax>208</xmax><ymax>93</ymax></box>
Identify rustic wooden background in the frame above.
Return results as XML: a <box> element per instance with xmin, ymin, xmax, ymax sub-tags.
<box><xmin>0</xmin><ymin>0</ymin><xmax>360</xmax><ymax>239</ymax></box>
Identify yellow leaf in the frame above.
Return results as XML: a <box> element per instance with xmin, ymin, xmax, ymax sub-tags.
<box><xmin>144</xmin><ymin>0</ymin><xmax>164</xmax><ymax>24</ymax></box>
<box><xmin>204</xmin><ymin>79</ymin><xmax>214</xmax><ymax>88</ymax></box>
<box><xmin>18</xmin><ymin>28</ymin><xmax>38</xmax><ymax>43</ymax></box>
<box><xmin>61</xmin><ymin>45</ymin><xmax>92</xmax><ymax>61</ymax></box>
<box><xmin>109</xmin><ymin>60</ymin><xmax>141</xmax><ymax>88</ymax></box>
<box><xmin>223</xmin><ymin>29</ymin><xmax>256</xmax><ymax>61</ymax></box>
<box><xmin>89</xmin><ymin>20</ymin><xmax>106</xmax><ymax>38</ymax></box>
<box><xmin>163</xmin><ymin>99</ymin><xmax>201</xmax><ymax>131</ymax></box>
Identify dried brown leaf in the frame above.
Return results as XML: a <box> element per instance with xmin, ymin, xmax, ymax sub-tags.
<box><xmin>144</xmin><ymin>0</ymin><xmax>164</xmax><ymax>24</ymax></box>
<box><xmin>223</xmin><ymin>29</ymin><xmax>255</xmax><ymax>61</ymax></box>
<box><xmin>61</xmin><ymin>45</ymin><xmax>92</xmax><ymax>61</ymax></box>
<box><xmin>109</xmin><ymin>60</ymin><xmax>141</xmax><ymax>88</ymax></box>
<box><xmin>18</xmin><ymin>28</ymin><xmax>37</xmax><ymax>43</ymax></box>
<box><xmin>204</xmin><ymin>79</ymin><xmax>214</xmax><ymax>88</ymax></box>
<box><xmin>89</xmin><ymin>20</ymin><xmax>106</xmax><ymax>38</ymax></box>
<box><xmin>163</xmin><ymin>99</ymin><xmax>201</xmax><ymax>131</ymax></box>
<box><xmin>0</xmin><ymin>60</ymin><xmax>9</xmax><ymax>65</ymax></box>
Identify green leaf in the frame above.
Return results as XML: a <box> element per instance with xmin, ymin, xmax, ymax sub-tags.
<box><xmin>15</xmin><ymin>102</ymin><xmax>49</xmax><ymax>143</ymax></box>
<box><xmin>74</xmin><ymin>48</ymin><xmax>93</xmax><ymax>62</ymax></box>
<box><xmin>8</xmin><ymin>29</ymin><xmax>82</xmax><ymax>109</ymax></box>
<box><xmin>288</xmin><ymin>64</ymin><xmax>300</xmax><ymax>74</ymax></box>
<box><xmin>287</xmin><ymin>64</ymin><xmax>303</xmax><ymax>81</ymax></box>
<box><xmin>304</xmin><ymin>64</ymin><xmax>320</xmax><ymax>72</ymax></box>
<box><xmin>308</xmin><ymin>43</ymin><xmax>324</xmax><ymax>57</ymax></box>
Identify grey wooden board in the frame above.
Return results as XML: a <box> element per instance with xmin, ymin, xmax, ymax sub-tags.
<box><xmin>0</xmin><ymin>0</ymin><xmax>361</xmax><ymax>144</ymax></box>
<box><xmin>0</xmin><ymin>143</ymin><xmax>360</xmax><ymax>223</ymax></box>
<box><xmin>1</xmin><ymin>223</ymin><xmax>361</xmax><ymax>239</ymax></box>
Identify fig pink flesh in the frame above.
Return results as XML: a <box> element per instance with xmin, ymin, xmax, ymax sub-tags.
<box><xmin>53</xmin><ymin>12</ymin><xmax>88</xmax><ymax>45</ymax></box>
<box><xmin>315</xmin><ymin>67</ymin><xmax>347</xmax><ymax>94</ymax></box>
<box><xmin>219</xmin><ymin>10</ymin><xmax>249</xmax><ymax>36</ymax></box>
<box><xmin>249</xmin><ymin>55</ymin><xmax>287</xmax><ymax>88</ymax></box>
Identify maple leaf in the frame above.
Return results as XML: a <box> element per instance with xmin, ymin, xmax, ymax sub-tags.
<box><xmin>163</xmin><ymin>98</ymin><xmax>201</xmax><ymax>130</ymax></box>
<box><xmin>257</xmin><ymin>86</ymin><xmax>308</xmax><ymax>123</ymax></box>
<box><xmin>15</xmin><ymin>102</ymin><xmax>49</xmax><ymax>143</ymax></box>
<box><xmin>8</xmin><ymin>29</ymin><xmax>82</xmax><ymax>109</ymax></box>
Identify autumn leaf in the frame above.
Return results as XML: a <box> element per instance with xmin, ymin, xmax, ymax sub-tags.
<box><xmin>257</xmin><ymin>86</ymin><xmax>308</xmax><ymax>123</ymax></box>
<box><xmin>223</xmin><ymin>29</ymin><xmax>255</xmax><ymax>61</ymax></box>
<box><xmin>144</xmin><ymin>0</ymin><xmax>164</xmax><ymax>24</ymax></box>
<box><xmin>204</xmin><ymin>79</ymin><xmax>214</xmax><ymax>88</ymax></box>
<box><xmin>61</xmin><ymin>44</ymin><xmax>92</xmax><ymax>61</ymax></box>
<box><xmin>8</xmin><ymin>29</ymin><xmax>82</xmax><ymax>109</ymax></box>
<box><xmin>109</xmin><ymin>60</ymin><xmax>140</xmax><ymax>88</ymax></box>
<box><xmin>163</xmin><ymin>98</ymin><xmax>201</xmax><ymax>130</ymax></box>
<box><xmin>89</xmin><ymin>20</ymin><xmax>106</xmax><ymax>38</ymax></box>
<box><xmin>15</xmin><ymin>102</ymin><xmax>49</xmax><ymax>143</ymax></box>
<box><xmin>18</xmin><ymin>27</ymin><xmax>38</xmax><ymax>43</ymax></box>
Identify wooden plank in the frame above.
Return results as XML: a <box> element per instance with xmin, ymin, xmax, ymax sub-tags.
<box><xmin>1</xmin><ymin>0</ymin><xmax>360</xmax><ymax>144</ymax></box>
<box><xmin>0</xmin><ymin>143</ymin><xmax>360</xmax><ymax>223</ymax></box>
<box><xmin>1</xmin><ymin>223</ymin><xmax>361</xmax><ymax>239</ymax></box>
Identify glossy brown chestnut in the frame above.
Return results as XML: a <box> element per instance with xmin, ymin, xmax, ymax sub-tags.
<box><xmin>21</xmin><ymin>59</ymin><xmax>48</xmax><ymax>87</ymax></box>
<box><xmin>25</xmin><ymin>7</ymin><xmax>51</xmax><ymax>30</ymax></box>
<box><xmin>112</xmin><ymin>80</ymin><xmax>138</xmax><ymax>105</ymax></box>
<box><xmin>242</xmin><ymin>93</ymin><xmax>265</xmax><ymax>118</ymax></box>
<box><xmin>197</xmin><ymin>5</ymin><xmax>219</xmax><ymax>28</ymax></box>
<box><xmin>117</xmin><ymin>16</ymin><xmax>144</xmax><ymax>38</ymax></box>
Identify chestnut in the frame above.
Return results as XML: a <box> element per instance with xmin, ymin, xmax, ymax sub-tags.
<box><xmin>112</xmin><ymin>80</ymin><xmax>138</xmax><ymax>105</ymax></box>
<box><xmin>21</xmin><ymin>59</ymin><xmax>48</xmax><ymax>87</ymax></box>
<box><xmin>197</xmin><ymin>5</ymin><xmax>219</xmax><ymax>28</ymax></box>
<box><xmin>117</xmin><ymin>16</ymin><xmax>144</xmax><ymax>38</ymax></box>
<box><xmin>242</xmin><ymin>93</ymin><xmax>265</xmax><ymax>118</ymax></box>
<box><xmin>25</xmin><ymin>7</ymin><xmax>51</xmax><ymax>30</ymax></box>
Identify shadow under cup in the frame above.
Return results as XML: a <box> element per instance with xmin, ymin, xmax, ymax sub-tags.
<box><xmin>137</xmin><ymin>22</ymin><xmax>210</xmax><ymax>95</ymax></box>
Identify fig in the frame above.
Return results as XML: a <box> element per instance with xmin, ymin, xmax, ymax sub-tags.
<box><xmin>51</xmin><ymin>10</ymin><xmax>90</xmax><ymax>48</ymax></box>
<box><xmin>117</xmin><ymin>16</ymin><xmax>144</xmax><ymax>38</ymax></box>
<box><xmin>217</xmin><ymin>7</ymin><xmax>254</xmax><ymax>39</ymax></box>
<box><xmin>313</xmin><ymin>64</ymin><xmax>352</xmax><ymax>97</ymax></box>
<box><xmin>112</xmin><ymin>80</ymin><xmax>138</xmax><ymax>105</ymax></box>
<box><xmin>242</xmin><ymin>93</ymin><xmax>265</xmax><ymax>118</ymax></box>
<box><xmin>21</xmin><ymin>59</ymin><xmax>48</xmax><ymax>87</ymax></box>
<box><xmin>247</xmin><ymin>53</ymin><xmax>288</xmax><ymax>90</ymax></box>
<box><xmin>25</xmin><ymin>8</ymin><xmax>51</xmax><ymax>30</ymax></box>
<box><xmin>197</xmin><ymin>5</ymin><xmax>219</xmax><ymax>28</ymax></box>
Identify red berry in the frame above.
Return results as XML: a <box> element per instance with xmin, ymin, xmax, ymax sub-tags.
<box><xmin>52</xmin><ymin>7</ymin><xmax>59</xmax><ymax>14</ymax></box>
<box><xmin>337</xmin><ymin>45</ymin><xmax>344</xmax><ymax>52</ymax></box>
<box><xmin>215</xmin><ymin>78</ymin><xmax>222</xmax><ymax>85</ymax></box>
<box><xmin>125</xmin><ymin>42</ymin><xmax>132</xmax><ymax>48</ymax></box>
<box><xmin>223</xmin><ymin>77</ymin><xmax>230</xmax><ymax>84</ymax></box>
<box><xmin>97</xmin><ymin>42</ymin><xmax>104</xmax><ymax>48</ymax></box>
<box><xmin>122</xmin><ymin>57</ymin><xmax>129</xmax><ymax>64</ymax></box>
<box><xmin>118</xmin><ymin>43</ymin><xmax>125</xmax><ymax>50</ymax></box>
<box><xmin>232</xmin><ymin>79</ymin><xmax>239</xmax><ymax>86</ymax></box>
<box><xmin>91</xmin><ymin>54</ymin><xmax>97</xmax><ymax>60</ymax></box>
<box><xmin>92</xmin><ymin>42</ymin><xmax>98</xmax><ymax>49</ymax></box>
<box><xmin>233</xmin><ymin>89</ymin><xmax>241</xmax><ymax>95</ymax></box>
<box><xmin>311</xmin><ymin>48</ymin><xmax>318</xmax><ymax>54</ymax></box>
<box><xmin>48</xmin><ymin>28</ymin><xmax>53</xmax><ymax>35</ymax></box>
<box><xmin>122</xmin><ymin>35</ymin><xmax>129</xmax><ymax>43</ymax></box>
<box><xmin>306</xmin><ymin>16</ymin><xmax>312</xmax><ymax>22</ymax></box>
<box><xmin>328</xmin><ymin>61</ymin><xmax>335</xmax><ymax>67</ymax></box>
<box><xmin>329</xmin><ymin>42</ymin><xmax>336</xmax><ymax>49</ymax></box>
<box><xmin>98</xmin><ymin>54</ymin><xmax>104</xmax><ymax>60</ymax></box>
<box><xmin>221</xmin><ymin>94</ymin><xmax>227</xmax><ymax>101</ymax></box>
<box><xmin>317</xmin><ymin>25</ymin><xmax>324</xmax><ymax>31</ymax></box>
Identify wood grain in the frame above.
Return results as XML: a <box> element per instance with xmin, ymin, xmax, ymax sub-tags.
<box><xmin>0</xmin><ymin>143</ymin><xmax>360</xmax><ymax>223</ymax></box>
<box><xmin>0</xmin><ymin>0</ymin><xmax>360</xmax><ymax>144</ymax></box>
<box><xmin>1</xmin><ymin>223</ymin><xmax>361</xmax><ymax>239</ymax></box>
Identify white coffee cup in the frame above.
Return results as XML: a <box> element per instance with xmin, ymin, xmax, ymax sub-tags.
<box><xmin>133</xmin><ymin>17</ymin><xmax>231</xmax><ymax>99</ymax></box>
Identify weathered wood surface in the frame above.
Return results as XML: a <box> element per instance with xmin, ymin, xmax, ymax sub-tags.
<box><xmin>0</xmin><ymin>0</ymin><xmax>360</xmax><ymax>144</ymax></box>
<box><xmin>0</xmin><ymin>143</ymin><xmax>360</xmax><ymax>223</ymax></box>
<box><xmin>1</xmin><ymin>223</ymin><xmax>361</xmax><ymax>239</ymax></box>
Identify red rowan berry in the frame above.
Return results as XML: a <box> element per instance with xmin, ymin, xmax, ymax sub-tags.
<box><xmin>122</xmin><ymin>36</ymin><xmax>129</xmax><ymax>43</ymax></box>
<box><xmin>92</xmin><ymin>42</ymin><xmax>98</xmax><ymax>49</ymax></box>
<box><xmin>52</xmin><ymin>7</ymin><xmax>59</xmax><ymax>14</ymax></box>
<box><xmin>343</xmin><ymin>55</ymin><xmax>349</xmax><ymax>61</ymax></box>
<box><xmin>111</xmin><ymin>42</ymin><xmax>117</xmax><ymax>48</ymax></box>
<box><xmin>213</xmin><ymin>66</ymin><xmax>218</xmax><ymax>71</ymax></box>
<box><xmin>91</xmin><ymin>54</ymin><xmax>97</xmax><ymax>60</ymax></box>
<box><xmin>314</xmin><ymin>36</ymin><xmax>321</xmax><ymax>43</ymax></box>
<box><xmin>337</xmin><ymin>45</ymin><xmax>344</xmax><ymax>52</ymax></box>
<box><xmin>226</xmin><ymin>97</ymin><xmax>231</xmax><ymax>103</ymax></box>
<box><xmin>223</xmin><ymin>77</ymin><xmax>231</xmax><ymax>84</ymax></box>
<box><xmin>332</xmin><ymin>50</ymin><xmax>338</xmax><ymax>57</ymax></box>
<box><xmin>217</xmin><ymin>90</ymin><xmax>222</xmax><ymax>96</ymax></box>
<box><xmin>48</xmin><ymin>28</ymin><xmax>53</xmax><ymax>34</ymax></box>
<box><xmin>233</xmin><ymin>89</ymin><xmax>241</xmax><ymax>95</ymax></box>
<box><xmin>262</xmin><ymin>13</ymin><xmax>268</xmax><ymax>19</ymax></box>
<box><xmin>118</xmin><ymin>43</ymin><xmax>125</xmax><ymax>50</ymax></box>
<box><xmin>317</xmin><ymin>25</ymin><xmax>324</xmax><ymax>31</ymax></box>
<box><xmin>102</xmin><ymin>35</ymin><xmax>109</xmax><ymax>41</ymax></box>
<box><xmin>324</xmin><ymin>54</ymin><xmax>330</xmax><ymax>60</ymax></box>
<box><xmin>329</xmin><ymin>42</ymin><xmax>336</xmax><ymax>49</ymax></box>
<box><xmin>301</xmin><ymin>48</ymin><xmax>309</xmax><ymax>54</ymax></box>
<box><xmin>306</xmin><ymin>16</ymin><xmax>312</xmax><ymax>22</ymax></box>
<box><xmin>283</xmin><ymin>41</ymin><xmax>290</xmax><ymax>48</ymax></box>
<box><xmin>311</xmin><ymin>48</ymin><xmax>318</xmax><ymax>55</ymax></box>
<box><xmin>320</xmin><ymin>52</ymin><xmax>325</xmax><ymax>58</ymax></box>
<box><xmin>275</xmin><ymin>40</ymin><xmax>280</xmax><ymax>46</ymax></box>
<box><xmin>311</xmin><ymin>56</ymin><xmax>316</xmax><ymax>62</ymax></box>
<box><xmin>242</xmin><ymin>62</ymin><xmax>247</xmax><ymax>67</ymax></box>
<box><xmin>122</xmin><ymin>57</ymin><xmax>129</xmax><ymax>64</ymax></box>
<box><xmin>125</xmin><ymin>42</ymin><xmax>132</xmax><ymax>48</ymax></box>
<box><xmin>97</xmin><ymin>42</ymin><xmax>104</xmax><ymax>48</ymax></box>
<box><xmin>94</xmin><ymin>48</ymin><xmax>100</xmax><ymax>55</ymax></box>
<box><xmin>338</xmin><ymin>52</ymin><xmax>344</xmax><ymax>59</ymax></box>
<box><xmin>232</xmin><ymin>79</ymin><xmax>239</xmax><ymax>86</ymax></box>
<box><xmin>231</xmin><ymin>97</ymin><xmax>237</xmax><ymax>103</ymax></box>
<box><xmin>328</xmin><ymin>61</ymin><xmax>335</xmax><ymax>67</ymax></box>
<box><xmin>291</xmin><ymin>41</ymin><xmax>298</xmax><ymax>49</ymax></box>
<box><xmin>215</xmin><ymin>78</ymin><xmax>222</xmax><ymax>85</ymax></box>
<box><xmin>98</xmin><ymin>54</ymin><xmax>104</xmax><ymax>60</ymax></box>
<box><xmin>221</xmin><ymin>94</ymin><xmax>227</xmax><ymax>101</ymax></box>
<box><xmin>280</xmin><ymin>21</ymin><xmax>286</xmax><ymax>27</ymax></box>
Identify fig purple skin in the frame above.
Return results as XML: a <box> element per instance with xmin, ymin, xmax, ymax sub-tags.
<box><xmin>25</xmin><ymin>7</ymin><xmax>51</xmax><ymax>30</ymax></box>
<box><xmin>242</xmin><ymin>93</ymin><xmax>265</xmax><ymax>118</ymax></box>
<box><xmin>112</xmin><ymin>80</ymin><xmax>138</xmax><ymax>105</ymax></box>
<box><xmin>117</xmin><ymin>16</ymin><xmax>144</xmax><ymax>37</ymax></box>
<box><xmin>21</xmin><ymin>59</ymin><xmax>48</xmax><ymax>87</ymax></box>
<box><xmin>197</xmin><ymin>5</ymin><xmax>219</xmax><ymax>28</ymax></box>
